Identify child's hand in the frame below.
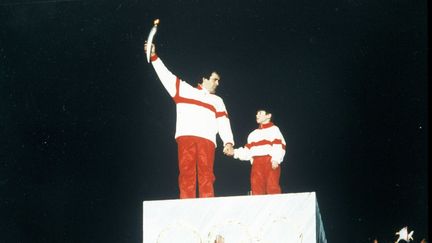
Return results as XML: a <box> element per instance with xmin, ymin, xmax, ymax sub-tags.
<box><xmin>271</xmin><ymin>160</ymin><xmax>279</xmax><ymax>169</ymax></box>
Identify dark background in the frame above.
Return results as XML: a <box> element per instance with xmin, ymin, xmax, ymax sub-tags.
<box><xmin>0</xmin><ymin>0</ymin><xmax>428</xmax><ymax>242</ymax></box>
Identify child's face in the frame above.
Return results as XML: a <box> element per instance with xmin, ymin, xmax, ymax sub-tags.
<box><xmin>256</xmin><ymin>110</ymin><xmax>271</xmax><ymax>124</ymax></box>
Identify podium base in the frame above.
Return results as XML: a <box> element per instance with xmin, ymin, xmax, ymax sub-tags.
<box><xmin>143</xmin><ymin>192</ymin><xmax>327</xmax><ymax>243</ymax></box>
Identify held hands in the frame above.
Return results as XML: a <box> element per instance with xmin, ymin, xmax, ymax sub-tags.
<box><xmin>223</xmin><ymin>143</ymin><xmax>234</xmax><ymax>157</ymax></box>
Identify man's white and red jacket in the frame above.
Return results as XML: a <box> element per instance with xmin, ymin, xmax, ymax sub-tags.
<box><xmin>151</xmin><ymin>55</ymin><xmax>234</xmax><ymax>147</ymax></box>
<box><xmin>234</xmin><ymin>122</ymin><xmax>286</xmax><ymax>164</ymax></box>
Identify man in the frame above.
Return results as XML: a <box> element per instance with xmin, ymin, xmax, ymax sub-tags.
<box><xmin>227</xmin><ymin>109</ymin><xmax>286</xmax><ymax>195</ymax></box>
<box><xmin>145</xmin><ymin>43</ymin><xmax>234</xmax><ymax>199</ymax></box>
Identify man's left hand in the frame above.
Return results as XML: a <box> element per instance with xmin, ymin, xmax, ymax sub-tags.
<box><xmin>223</xmin><ymin>143</ymin><xmax>234</xmax><ymax>156</ymax></box>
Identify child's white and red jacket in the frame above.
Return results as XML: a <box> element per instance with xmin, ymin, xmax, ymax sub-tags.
<box><xmin>234</xmin><ymin>122</ymin><xmax>286</xmax><ymax>164</ymax></box>
<box><xmin>151</xmin><ymin>55</ymin><xmax>234</xmax><ymax>147</ymax></box>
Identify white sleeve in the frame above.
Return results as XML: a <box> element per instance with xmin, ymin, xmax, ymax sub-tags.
<box><xmin>234</xmin><ymin>146</ymin><xmax>252</xmax><ymax>161</ymax></box>
<box><xmin>233</xmin><ymin>133</ymin><xmax>254</xmax><ymax>161</ymax></box>
<box><xmin>216</xmin><ymin>98</ymin><xmax>234</xmax><ymax>146</ymax></box>
<box><xmin>151</xmin><ymin>56</ymin><xmax>177</xmax><ymax>97</ymax></box>
<box><xmin>270</xmin><ymin>127</ymin><xmax>286</xmax><ymax>164</ymax></box>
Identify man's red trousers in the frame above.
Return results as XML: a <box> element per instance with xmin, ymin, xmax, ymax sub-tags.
<box><xmin>176</xmin><ymin>136</ymin><xmax>215</xmax><ymax>199</ymax></box>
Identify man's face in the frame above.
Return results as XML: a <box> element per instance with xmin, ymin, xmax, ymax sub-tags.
<box><xmin>202</xmin><ymin>72</ymin><xmax>220</xmax><ymax>94</ymax></box>
<box><xmin>256</xmin><ymin>110</ymin><xmax>271</xmax><ymax>124</ymax></box>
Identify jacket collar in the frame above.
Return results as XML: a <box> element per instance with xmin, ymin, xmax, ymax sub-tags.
<box><xmin>197</xmin><ymin>84</ymin><xmax>210</xmax><ymax>94</ymax></box>
<box><xmin>259</xmin><ymin>122</ymin><xmax>274</xmax><ymax>129</ymax></box>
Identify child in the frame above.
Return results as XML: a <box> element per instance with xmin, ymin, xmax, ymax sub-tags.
<box><xmin>229</xmin><ymin>109</ymin><xmax>286</xmax><ymax>195</ymax></box>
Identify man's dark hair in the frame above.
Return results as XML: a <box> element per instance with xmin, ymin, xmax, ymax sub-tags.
<box><xmin>197</xmin><ymin>69</ymin><xmax>219</xmax><ymax>84</ymax></box>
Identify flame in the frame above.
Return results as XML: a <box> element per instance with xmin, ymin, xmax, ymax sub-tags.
<box><xmin>154</xmin><ymin>19</ymin><xmax>160</xmax><ymax>25</ymax></box>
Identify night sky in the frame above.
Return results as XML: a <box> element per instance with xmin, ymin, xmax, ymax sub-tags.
<box><xmin>0</xmin><ymin>0</ymin><xmax>428</xmax><ymax>242</ymax></box>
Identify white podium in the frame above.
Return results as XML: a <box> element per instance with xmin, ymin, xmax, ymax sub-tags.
<box><xmin>143</xmin><ymin>192</ymin><xmax>327</xmax><ymax>243</ymax></box>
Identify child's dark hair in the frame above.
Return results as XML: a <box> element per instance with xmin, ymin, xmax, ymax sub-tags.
<box><xmin>257</xmin><ymin>108</ymin><xmax>273</xmax><ymax>121</ymax></box>
<box><xmin>257</xmin><ymin>108</ymin><xmax>271</xmax><ymax>115</ymax></box>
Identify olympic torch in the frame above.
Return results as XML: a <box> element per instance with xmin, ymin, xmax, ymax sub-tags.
<box><xmin>146</xmin><ymin>19</ymin><xmax>160</xmax><ymax>63</ymax></box>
